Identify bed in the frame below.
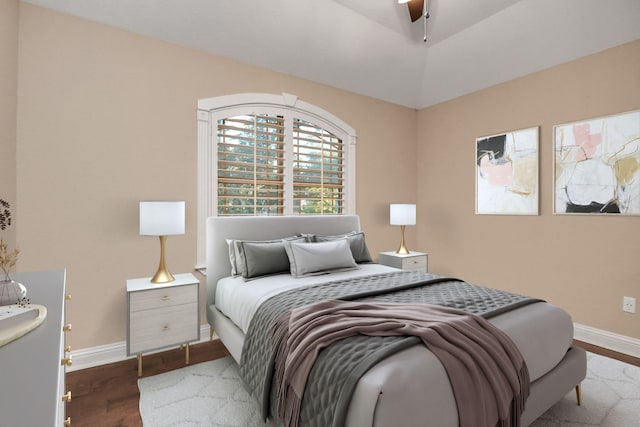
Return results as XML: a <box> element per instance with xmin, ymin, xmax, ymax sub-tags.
<box><xmin>205</xmin><ymin>215</ymin><xmax>586</xmax><ymax>427</ymax></box>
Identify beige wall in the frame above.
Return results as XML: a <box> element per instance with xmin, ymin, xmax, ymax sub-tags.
<box><xmin>417</xmin><ymin>40</ymin><xmax>640</xmax><ymax>339</ymax></box>
<box><xmin>0</xmin><ymin>0</ymin><xmax>19</xmax><ymax>248</ymax></box>
<box><xmin>15</xmin><ymin>4</ymin><xmax>416</xmax><ymax>349</ymax></box>
<box><xmin>12</xmin><ymin>3</ymin><xmax>639</xmax><ymax>351</ymax></box>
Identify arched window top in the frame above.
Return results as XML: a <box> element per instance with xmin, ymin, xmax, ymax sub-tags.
<box><xmin>198</xmin><ymin>92</ymin><xmax>356</xmax><ymax>138</ymax></box>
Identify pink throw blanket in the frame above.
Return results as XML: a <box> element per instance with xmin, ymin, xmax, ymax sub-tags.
<box><xmin>273</xmin><ymin>300</ymin><xmax>529</xmax><ymax>427</ymax></box>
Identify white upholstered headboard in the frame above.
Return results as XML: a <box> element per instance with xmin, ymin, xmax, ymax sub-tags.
<box><xmin>205</xmin><ymin>215</ymin><xmax>361</xmax><ymax>311</ymax></box>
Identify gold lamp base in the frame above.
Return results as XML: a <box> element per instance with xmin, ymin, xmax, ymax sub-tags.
<box><xmin>396</xmin><ymin>225</ymin><xmax>410</xmax><ymax>255</ymax></box>
<box><xmin>151</xmin><ymin>235</ymin><xmax>175</xmax><ymax>284</ymax></box>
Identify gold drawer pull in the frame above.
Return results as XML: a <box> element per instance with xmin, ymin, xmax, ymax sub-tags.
<box><xmin>63</xmin><ymin>323</ymin><xmax>72</xmax><ymax>332</ymax></box>
<box><xmin>162</xmin><ymin>325</ymin><xmax>170</xmax><ymax>331</ymax></box>
<box><xmin>161</xmin><ymin>296</ymin><xmax>171</xmax><ymax>301</ymax></box>
<box><xmin>65</xmin><ymin>294</ymin><xmax>72</xmax><ymax>301</ymax></box>
<box><xmin>65</xmin><ymin>345</ymin><xmax>72</xmax><ymax>353</ymax></box>
<box><xmin>62</xmin><ymin>391</ymin><xmax>72</xmax><ymax>402</ymax></box>
<box><xmin>61</xmin><ymin>356</ymin><xmax>73</xmax><ymax>366</ymax></box>
<box><xmin>64</xmin><ymin>417</ymin><xmax>71</xmax><ymax>426</ymax></box>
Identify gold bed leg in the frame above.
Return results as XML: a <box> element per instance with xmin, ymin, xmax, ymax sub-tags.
<box><xmin>210</xmin><ymin>326</ymin><xmax>214</xmax><ymax>341</ymax></box>
<box><xmin>179</xmin><ymin>344</ymin><xmax>190</xmax><ymax>365</ymax></box>
<box><xmin>575</xmin><ymin>384</ymin><xmax>582</xmax><ymax>406</ymax></box>
<box><xmin>137</xmin><ymin>354</ymin><xmax>143</xmax><ymax>377</ymax></box>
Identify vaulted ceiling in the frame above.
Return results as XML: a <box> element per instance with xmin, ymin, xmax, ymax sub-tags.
<box><xmin>23</xmin><ymin>0</ymin><xmax>640</xmax><ymax>109</ymax></box>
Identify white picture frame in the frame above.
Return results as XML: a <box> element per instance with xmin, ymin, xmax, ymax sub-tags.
<box><xmin>476</xmin><ymin>127</ymin><xmax>539</xmax><ymax>215</ymax></box>
<box><xmin>553</xmin><ymin>110</ymin><xmax>640</xmax><ymax>215</ymax></box>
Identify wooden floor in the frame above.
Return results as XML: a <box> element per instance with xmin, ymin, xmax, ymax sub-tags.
<box><xmin>66</xmin><ymin>340</ymin><xmax>229</xmax><ymax>427</ymax></box>
<box><xmin>66</xmin><ymin>339</ymin><xmax>638</xmax><ymax>427</ymax></box>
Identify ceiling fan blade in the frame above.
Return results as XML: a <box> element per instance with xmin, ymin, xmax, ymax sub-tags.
<box><xmin>407</xmin><ymin>0</ymin><xmax>424</xmax><ymax>23</ymax></box>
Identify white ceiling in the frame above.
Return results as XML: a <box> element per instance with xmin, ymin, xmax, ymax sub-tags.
<box><xmin>22</xmin><ymin>0</ymin><xmax>640</xmax><ymax>109</ymax></box>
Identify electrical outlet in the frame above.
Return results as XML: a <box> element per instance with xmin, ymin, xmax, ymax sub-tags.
<box><xmin>622</xmin><ymin>296</ymin><xmax>636</xmax><ymax>313</ymax></box>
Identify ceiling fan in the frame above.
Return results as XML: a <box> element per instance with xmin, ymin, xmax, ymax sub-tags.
<box><xmin>399</xmin><ymin>0</ymin><xmax>430</xmax><ymax>42</ymax></box>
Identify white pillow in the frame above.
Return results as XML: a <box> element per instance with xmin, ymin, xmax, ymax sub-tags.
<box><xmin>284</xmin><ymin>239</ymin><xmax>358</xmax><ymax>277</ymax></box>
<box><xmin>226</xmin><ymin>239</ymin><xmax>240</xmax><ymax>276</ymax></box>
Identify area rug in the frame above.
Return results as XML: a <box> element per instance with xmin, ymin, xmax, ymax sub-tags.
<box><xmin>139</xmin><ymin>352</ymin><xmax>639</xmax><ymax>427</ymax></box>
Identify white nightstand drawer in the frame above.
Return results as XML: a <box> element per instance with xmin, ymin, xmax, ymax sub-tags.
<box><xmin>129</xmin><ymin>283</ymin><xmax>197</xmax><ymax>312</ymax></box>
<box><xmin>401</xmin><ymin>256</ymin><xmax>427</xmax><ymax>271</ymax></box>
<box><xmin>129</xmin><ymin>302</ymin><xmax>198</xmax><ymax>354</ymax></box>
<box><xmin>378</xmin><ymin>251</ymin><xmax>428</xmax><ymax>273</ymax></box>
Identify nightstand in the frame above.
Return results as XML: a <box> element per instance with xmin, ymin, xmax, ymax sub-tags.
<box><xmin>378</xmin><ymin>251</ymin><xmax>428</xmax><ymax>273</ymax></box>
<box><xmin>126</xmin><ymin>273</ymin><xmax>200</xmax><ymax>376</ymax></box>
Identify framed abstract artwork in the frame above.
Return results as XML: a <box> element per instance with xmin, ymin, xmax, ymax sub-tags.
<box><xmin>476</xmin><ymin>127</ymin><xmax>539</xmax><ymax>215</ymax></box>
<box><xmin>554</xmin><ymin>110</ymin><xmax>640</xmax><ymax>215</ymax></box>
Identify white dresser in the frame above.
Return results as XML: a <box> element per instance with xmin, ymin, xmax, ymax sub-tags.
<box><xmin>0</xmin><ymin>269</ymin><xmax>70</xmax><ymax>426</ymax></box>
<box><xmin>126</xmin><ymin>273</ymin><xmax>200</xmax><ymax>376</ymax></box>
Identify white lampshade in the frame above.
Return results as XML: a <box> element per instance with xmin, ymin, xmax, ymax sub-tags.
<box><xmin>140</xmin><ymin>201</ymin><xmax>185</xmax><ymax>236</ymax></box>
<box><xmin>390</xmin><ymin>204</ymin><xmax>416</xmax><ymax>226</ymax></box>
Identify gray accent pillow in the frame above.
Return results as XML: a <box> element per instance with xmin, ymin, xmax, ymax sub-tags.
<box><xmin>313</xmin><ymin>231</ymin><xmax>373</xmax><ymax>263</ymax></box>
<box><xmin>234</xmin><ymin>236</ymin><xmax>306</xmax><ymax>279</ymax></box>
<box><xmin>284</xmin><ymin>239</ymin><xmax>358</xmax><ymax>277</ymax></box>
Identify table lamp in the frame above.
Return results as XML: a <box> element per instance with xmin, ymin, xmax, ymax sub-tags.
<box><xmin>390</xmin><ymin>204</ymin><xmax>416</xmax><ymax>255</ymax></box>
<box><xmin>140</xmin><ymin>201</ymin><xmax>185</xmax><ymax>283</ymax></box>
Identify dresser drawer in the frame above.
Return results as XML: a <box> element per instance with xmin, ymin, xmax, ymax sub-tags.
<box><xmin>129</xmin><ymin>302</ymin><xmax>198</xmax><ymax>354</ymax></box>
<box><xmin>401</xmin><ymin>256</ymin><xmax>427</xmax><ymax>271</ymax></box>
<box><xmin>129</xmin><ymin>283</ymin><xmax>197</xmax><ymax>312</ymax></box>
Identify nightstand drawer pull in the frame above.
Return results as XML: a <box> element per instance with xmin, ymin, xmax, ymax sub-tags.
<box><xmin>65</xmin><ymin>294</ymin><xmax>72</xmax><ymax>301</ymax></box>
<box><xmin>62</xmin><ymin>391</ymin><xmax>72</xmax><ymax>402</ymax></box>
<box><xmin>162</xmin><ymin>325</ymin><xmax>170</xmax><ymax>331</ymax></box>
<box><xmin>63</xmin><ymin>323</ymin><xmax>72</xmax><ymax>332</ymax></box>
<box><xmin>61</xmin><ymin>356</ymin><xmax>73</xmax><ymax>366</ymax></box>
<box><xmin>161</xmin><ymin>296</ymin><xmax>171</xmax><ymax>301</ymax></box>
<box><xmin>64</xmin><ymin>417</ymin><xmax>71</xmax><ymax>426</ymax></box>
<box><xmin>65</xmin><ymin>345</ymin><xmax>72</xmax><ymax>353</ymax></box>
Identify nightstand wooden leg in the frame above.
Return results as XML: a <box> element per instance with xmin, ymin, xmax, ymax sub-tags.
<box><xmin>137</xmin><ymin>354</ymin><xmax>142</xmax><ymax>377</ymax></box>
<box><xmin>210</xmin><ymin>326</ymin><xmax>214</xmax><ymax>341</ymax></box>
<box><xmin>575</xmin><ymin>384</ymin><xmax>582</xmax><ymax>406</ymax></box>
<box><xmin>185</xmin><ymin>343</ymin><xmax>190</xmax><ymax>365</ymax></box>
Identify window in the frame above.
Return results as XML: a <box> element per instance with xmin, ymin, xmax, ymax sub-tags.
<box><xmin>217</xmin><ymin>114</ymin><xmax>285</xmax><ymax>215</ymax></box>
<box><xmin>197</xmin><ymin>93</ymin><xmax>356</xmax><ymax>266</ymax></box>
<box><xmin>292</xmin><ymin>118</ymin><xmax>345</xmax><ymax>215</ymax></box>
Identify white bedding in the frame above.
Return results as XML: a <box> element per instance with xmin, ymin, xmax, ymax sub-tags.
<box><xmin>215</xmin><ymin>263</ymin><xmax>396</xmax><ymax>333</ymax></box>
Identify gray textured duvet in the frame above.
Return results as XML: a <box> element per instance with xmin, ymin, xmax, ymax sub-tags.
<box><xmin>239</xmin><ymin>271</ymin><xmax>542</xmax><ymax>427</ymax></box>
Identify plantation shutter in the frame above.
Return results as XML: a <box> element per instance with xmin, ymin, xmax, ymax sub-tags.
<box><xmin>292</xmin><ymin>118</ymin><xmax>344</xmax><ymax>214</ymax></box>
<box><xmin>217</xmin><ymin>114</ymin><xmax>285</xmax><ymax>215</ymax></box>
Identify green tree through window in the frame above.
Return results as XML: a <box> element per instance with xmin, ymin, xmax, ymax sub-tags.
<box><xmin>217</xmin><ymin>115</ymin><xmax>344</xmax><ymax>216</ymax></box>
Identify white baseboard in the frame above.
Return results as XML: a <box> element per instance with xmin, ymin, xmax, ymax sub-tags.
<box><xmin>67</xmin><ymin>324</ymin><xmax>215</xmax><ymax>372</ymax></box>
<box><xmin>68</xmin><ymin>323</ymin><xmax>639</xmax><ymax>372</ymax></box>
<box><xmin>573</xmin><ymin>322</ymin><xmax>640</xmax><ymax>359</ymax></box>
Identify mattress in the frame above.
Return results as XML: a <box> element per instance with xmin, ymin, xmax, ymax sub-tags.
<box><xmin>216</xmin><ymin>266</ymin><xmax>573</xmax><ymax>383</ymax></box>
